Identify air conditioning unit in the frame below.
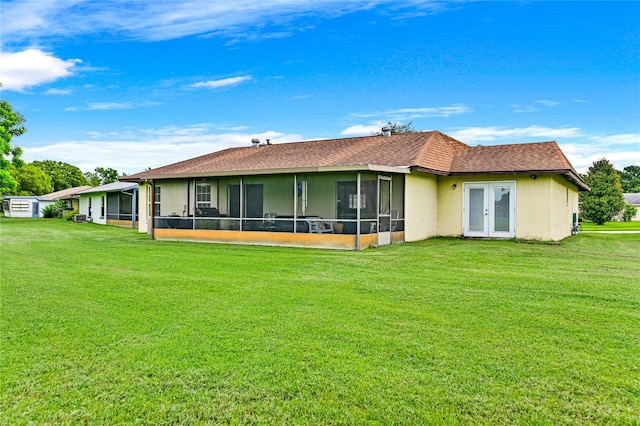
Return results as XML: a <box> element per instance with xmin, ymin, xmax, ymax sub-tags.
<box><xmin>73</xmin><ymin>214</ymin><xmax>87</xmax><ymax>223</ymax></box>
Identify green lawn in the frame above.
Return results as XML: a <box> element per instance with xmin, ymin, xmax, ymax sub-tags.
<box><xmin>1</xmin><ymin>218</ymin><xmax>639</xmax><ymax>425</ymax></box>
<box><xmin>580</xmin><ymin>221</ymin><xmax>640</xmax><ymax>231</ymax></box>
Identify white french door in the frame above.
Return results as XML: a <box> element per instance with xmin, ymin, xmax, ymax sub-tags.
<box><xmin>463</xmin><ymin>182</ymin><xmax>515</xmax><ymax>238</ymax></box>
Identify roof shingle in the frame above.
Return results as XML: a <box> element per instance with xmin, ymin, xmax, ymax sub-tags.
<box><xmin>124</xmin><ymin>131</ymin><xmax>588</xmax><ymax>189</ymax></box>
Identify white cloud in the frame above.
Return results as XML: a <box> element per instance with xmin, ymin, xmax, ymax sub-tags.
<box><xmin>1</xmin><ymin>1</ymin><xmax>443</xmax><ymax>43</ymax></box>
<box><xmin>352</xmin><ymin>104</ymin><xmax>472</xmax><ymax>121</ymax></box>
<box><xmin>65</xmin><ymin>101</ymin><xmax>162</xmax><ymax>111</ymax></box>
<box><xmin>511</xmin><ymin>104</ymin><xmax>539</xmax><ymax>113</ymax></box>
<box><xmin>66</xmin><ymin>102</ymin><xmax>133</xmax><ymax>112</ymax></box>
<box><xmin>535</xmin><ymin>100</ymin><xmax>559</xmax><ymax>107</ymax></box>
<box><xmin>447</xmin><ymin>125</ymin><xmax>584</xmax><ymax>143</ymax></box>
<box><xmin>0</xmin><ymin>49</ymin><xmax>80</xmax><ymax>91</ymax></box>
<box><xmin>21</xmin><ymin>124</ymin><xmax>303</xmax><ymax>174</ymax></box>
<box><xmin>190</xmin><ymin>76</ymin><xmax>252</xmax><ymax>89</ymax></box>
<box><xmin>590</xmin><ymin>133</ymin><xmax>640</xmax><ymax>145</ymax></box>
<box><xmin>340</xmin><ymin>122</ymin><xmax>387</xmax><ymax>136</ymax></box>
<box><xmin>563</xmin><ymin>148</ymin><xmax>640</xmax><ymax>174</ymax></box>
<box><xmin>45</xmin><ymin>88</ymin><xmax>72</xmax><ymax>95</ymax></box>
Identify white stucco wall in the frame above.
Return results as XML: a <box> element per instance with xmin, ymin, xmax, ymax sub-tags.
<box><xmin>404</xmin><ymin>173</ymin><xmax>438</xmax><ymax>241</ymax></box>
<box><xmin>79</xmin><ymin>193</ymin><xmax>107</xmax><ymax>224</ymax></box>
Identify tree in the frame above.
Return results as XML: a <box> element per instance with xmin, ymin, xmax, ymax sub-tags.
<box><xmin>32</xmin><ymin>160</ymin><xmax>89</xmax><ymax>192</ymax></box>
<box><xmin>0</xmin><ymin>96</ymin><xmax>26</xmax><ymax>195</ymax></box>
<box><xmin>372</xmin><ymin>121</ymin><xmax>417</xmax><ymax>136</ymax></box>
<box><xmin>11</xmin><ymin>163</ymin><xmax>53</xmax><ymax>195</ymax></box>
<box><xmin>580</xmin><ymin>159</ymin><xmax>625</xmax><ymax>225</ymax></box>
<box><xmin>618</xmin><ymin>165</ymin><xmax>640</xmax><ymax>193</ymax></box>
<box><xmin>84</xmin><ymin>167</ymin><xmax>122</xmax><ymax>186</ymax></box>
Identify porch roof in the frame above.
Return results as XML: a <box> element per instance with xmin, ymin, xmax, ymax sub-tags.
<box><xmin>76</xmin><ymin>182</ymin><xmax>138</xmax><ymax>195</ymax></box>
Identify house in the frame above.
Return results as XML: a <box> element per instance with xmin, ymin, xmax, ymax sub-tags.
<box><xmin>2</xmin><ymin>195</ymin><xmax>42</xmax><ymax>218</ymax></box>
<box><xmin>40</xmin><ymin>185</ymin><xmax>93</xmax><ymax>212</ymax></box>
<box><xmin>122</xmin><ymin>131</ymin><xmax>589</xmax><ymax>250</ymax></box>
<box><xmin>77</xmin><ymin>182</ymin><xmax>139</xmax><ymax>227</ymax></box>
<box><xmin>622</xmin><ymin>193</ymin><xmax>640</xmax><ymax>221</ymax></box>
<box><xmin>2</xmin><ymin>186</ymin><xmax>92</xmax><ymax>218</ymax></box>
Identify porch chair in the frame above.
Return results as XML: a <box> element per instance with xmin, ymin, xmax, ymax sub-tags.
<box><xmin>390</xmin><ymin>210</ymin><xmax>399</xmax><ymax>231</ymax></box>
<box><xmin>263</xmin><ymin>212</ymin><xmax>276</xmax><ymax>226</ymax></box>
<box><xmin>307</xmin><ymin>218</ymin><xmax>334</xmax><ymax>233</ymax></box>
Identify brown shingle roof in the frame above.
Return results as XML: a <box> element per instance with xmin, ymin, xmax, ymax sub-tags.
<box><xmin>451</xmin><ymin>141</ymin><xmax>573</xmax><ymax>173</ymax></box>
<box><xmin>125</xmin><ymin>131</ymin><xmax>466</xmax><ymax>179</ymax></box>
<box><xmin>124</xmin><ymin>131</ymin><xmax>588</xmax><ymax>190</ymax></box>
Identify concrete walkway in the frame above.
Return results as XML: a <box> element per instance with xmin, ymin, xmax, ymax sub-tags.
<box><xmin>580</xmin><ymin>231</ymin><xmax>640</xmax><ymax>234</ymax></box>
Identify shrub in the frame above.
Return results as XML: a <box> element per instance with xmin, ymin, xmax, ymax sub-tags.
<box><xmin>41</xmin><ymin>200</ymin><xmax>67</xmax><ymax>219</ymax></box>
<box><xmin>41</xmin><ymin>204</ymin><xmax>60</xmax><ymax>218</ymax></box>
<box><xmin>622</xmin><ymin>203</ymin><xmax>638</xmax><ymax>222</ymax></box>
<box><xmin>64</xmin><ymin>209</ymin><xmax>79</xmax><ymax>221</ymax></box>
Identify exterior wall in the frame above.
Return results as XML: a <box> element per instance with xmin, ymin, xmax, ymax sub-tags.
<box><xmin>438</xmin><ymin>174</ymin><xmax>579</xmax><ymax>241</ymax></box>
<box><xmin>157</xmin><ymin>180</ymin><xmax>189</xmax><ymax>216</ymax></box>
<box><xmin>551</xmin><ymin>175</ymin><xmax>579</xmax><ymax>240</ymax></box>
<box><xmin>137</xmin><ymin>183</ymin><xmax>151</xmax><ymax>233</ymax></box>
<box><xmin>79</xmin><ymin>193</ymin><xmax>107</xmax><ymax>224</ymax></box>
<box><xmin>437</xmin><ymin>176</ymin><xmax>464</xmax><ymax>237</ymax></box>
<box><xmin>404</xmin><ymin>173</ymin><xmax>438</xmax><ymax>242</ymax></box>
<box><xmin>298</xmin><ymin>174</ymin><xmax>337</xmax><ymax>219</ymax></box>
<box><xmin>3</xmin><ymin>198</ymin><xmax>40</xmax><ymax>218</ymax></box>
<box><xmin>517</xmin><ymin>175</ymin><xmax>578</xmax><ymax>241</ymax></box>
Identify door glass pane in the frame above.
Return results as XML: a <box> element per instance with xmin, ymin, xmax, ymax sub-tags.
<box><xmin>378</xmin><ymin>179</ymin><xmax>391</xmax><ymax>232</ymax></box>
<box><xmin>493</xmin><ymin>187</ymin><xmax>510</xmax><ymax>232</ymax></box>
<box><xmin>469</xmin><ymin>188</ymin><xmax>485</xmax><ymax>232</ymax></box>
<box><xmin>379</xmin><ymin>180</ymin><xmax>390</xmax><ymax>215</ymax></box>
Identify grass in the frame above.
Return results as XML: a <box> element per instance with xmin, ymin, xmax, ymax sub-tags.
<box><xmin>580</xmin><ymin>221</ymin><xmax>640</xmax><ymax>231</ymax></box>
<box><xmin>1</xmin><ymin>218</ymin><xmax>639</xmax><ymax>425</ymax></box>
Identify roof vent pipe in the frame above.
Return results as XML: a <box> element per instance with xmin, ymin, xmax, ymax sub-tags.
<box><xmin>381</xmin><ymin>125</ymin><xmax>392</xmax><ymax>137</ymax></box>
<box><xmin>251</xmin><ymin>138</ymin><xmax>260</xmax><ymax>147</ymax></box>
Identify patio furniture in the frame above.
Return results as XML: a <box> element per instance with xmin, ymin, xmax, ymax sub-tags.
<box><xmin>307</xmin><ymin>218</ymin><xmax>334</xmax><ymax>233</ymax></box>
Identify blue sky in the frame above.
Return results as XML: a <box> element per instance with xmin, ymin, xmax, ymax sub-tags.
<box><xmin>1</xmin><ymin>0</ymin><xmax>638</xmax><ymax>175</ymax></box>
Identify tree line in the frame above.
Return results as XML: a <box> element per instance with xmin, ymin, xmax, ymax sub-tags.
<box><xmin>1</xmin><ymin>95</ymin><xmax>125</xmax><ymax>197</ymax></box>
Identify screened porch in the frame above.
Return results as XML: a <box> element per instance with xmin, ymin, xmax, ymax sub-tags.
<box><xmin>151</xmin><ymin>172</ymin><xmax>405</xmax><ymax>247</ymax></box>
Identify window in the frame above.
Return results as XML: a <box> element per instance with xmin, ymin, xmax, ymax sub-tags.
<box><xmin>348</xmin><ymin>193</ymin><xmax>366</xmax><ymax>209</ymax></box>
<box><xmin>88</xmin><ymin>197</ymin><xmax>92</xmax><ymax>217</ymax></box>
<box><xmin>154</xmin><ymin>186</ymin><xmax>161</xmax><ymax>217</ymax></box>
<box><xmin>196</xmin><ymin>184</ymin><xmax>211</xmax><ymax>208</ymax></box>
<box><xmin>101</xmin><ymin>196</ymin><xmax>105</xmax><ymax>217</ymax></box>
<box><xmin>3</xmin><ymin>200</ymin><xmax>9</xmax><ymax>211</ymax></box>
<box><xmin>12</xmin><ymin>200</ymin><xmax>30</xmax><ymax>211</ymax></box>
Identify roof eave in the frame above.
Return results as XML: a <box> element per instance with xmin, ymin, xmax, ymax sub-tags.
<box><xmin>449</xmin><ymin>169</ymin><xmax>590</xmax><ymax>191</ymax></box>
<box><xmin>121</xmin><ymin>164</ymin><xmax>411</xmax><ymax>181</ymax></box>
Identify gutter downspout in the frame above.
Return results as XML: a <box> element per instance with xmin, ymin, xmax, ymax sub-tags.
<box><xmin>150</xmin><ymin>181</ymin><xmax>156</xmax><ymax>240</ymax></box>
<box><xmin>293</xmin><ymin>175</ymin><xmax>298</xmax><ymax>234</ymax></box>
<box><xmin>356</xmin><ymin>172</ymin><xmax>361</xmax><ymax>251</ymax></box>
<box><xmin>132</xmin><ymin>188</ymin><xmax>137</xmax><ymax>229</ymax></box>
